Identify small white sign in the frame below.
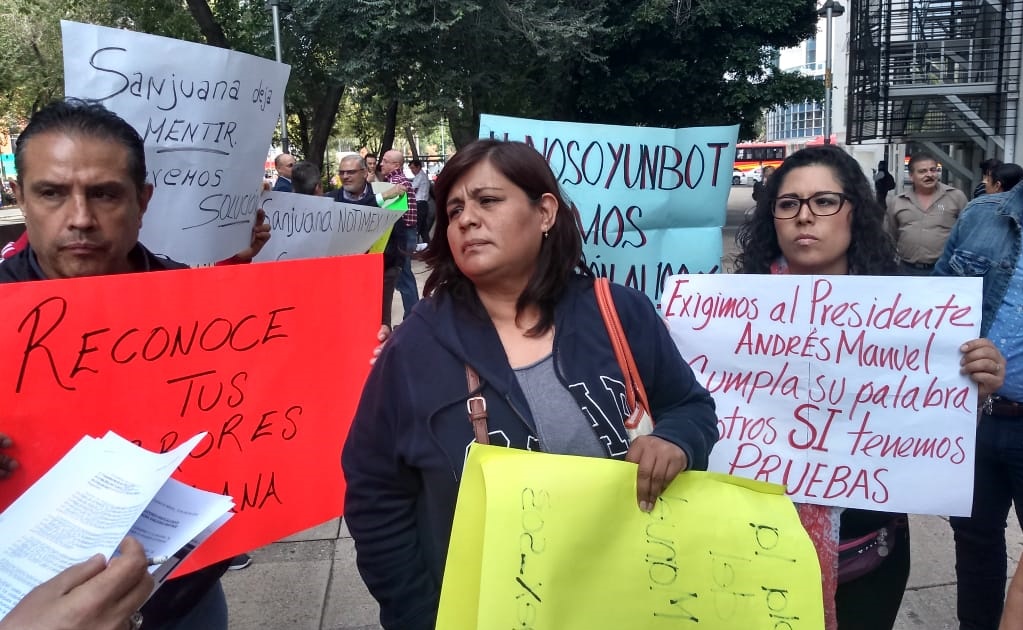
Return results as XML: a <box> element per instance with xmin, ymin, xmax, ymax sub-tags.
<box><xmin>253</xmin><ymin>191</ymin><xmax>403</xmax><ymax>262</ymax></box>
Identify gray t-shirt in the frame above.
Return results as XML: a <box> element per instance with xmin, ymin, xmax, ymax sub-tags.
<box><xmin>514</xmin><ymin>354</ymin><xmax>607</xmax><ymax>458</ymax></box>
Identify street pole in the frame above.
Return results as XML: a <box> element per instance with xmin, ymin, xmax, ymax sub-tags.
<box><xmin>824</xmin><ymin>4</ymin><xmax>833</xmax><ymax>144</ymax></box>
<box><xmin>269</xmin><ymin>0</ymin><xmax>289</xmax><ymax>153</ymax></box>
<box><xmin>817</xmin><ymin>0</ymin><xmax>845</xmax><ymax>146</ymax></box>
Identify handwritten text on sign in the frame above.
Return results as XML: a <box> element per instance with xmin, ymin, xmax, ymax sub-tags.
<box><xmin>661</xmin><ymin>274</ymin><xmax>982</xmax><ymax>516</ymax></box>
<box><xmin>479</xmin><ymin>114</ymin><xmax>737</xmax><ymax>304</ymax></box>
<box><xmin>61</xmin><ymin>20</ymin><xmax>291</xmax><ymax>265</ymax></box>
<box><xmin>0</xmin><ymin>256</ymin><xmax>380</xmax><ymax>573</ymax></box>
<box><xmin>437</xmin><ymin>444</ymin><xmax>823</xmax><ymax>629</ymax></box>
<box><xmin>253</xmin><ymin>191</ymin><xmax>403</xmax><ymax>262</ymax></box>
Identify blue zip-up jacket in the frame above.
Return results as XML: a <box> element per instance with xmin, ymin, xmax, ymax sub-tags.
<box><xmin>934</xmin><ymin>181</ymin><xmax>1023</xmax><ymax>335</ymax></box>
<box><xmin>341</xmin><ymin>275</ymin><xmax>718</xmax><ymax>630</ymax></box>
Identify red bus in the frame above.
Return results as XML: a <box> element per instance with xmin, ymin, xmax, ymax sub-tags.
<box><xmin>734</xmin><ymin>142</ymin><xmax>787</xmax><ymax>175</ymax></box>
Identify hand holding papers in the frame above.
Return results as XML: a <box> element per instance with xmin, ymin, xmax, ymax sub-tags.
<box><xmin>0</xmin><ymin>431</ymin><xmax>233</xmax><ymax>621</ymax></box>
<box><xmin>0</xmin><ymin>537</ymin><xmax>152</xmax><ymax>630</ymax></box>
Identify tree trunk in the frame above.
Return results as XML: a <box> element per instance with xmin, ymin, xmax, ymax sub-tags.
<box><xmin>183</xmin><ymin>0</ymin><xmax>230</xmax><ymax>48</ymax></box>
<box><xmin>404</xmin><ymin>126</ymin><xmax>419</xmax><ymax>160</ymax></box>
<box><xmin>306</xmin><ymin>84</ymin><xmax>345</xmax><ymax>175</ymax></box>
<box><xmin>294</xmin><ymin>109</ymin><xmax>310</xmax><ymax>158</ymax></box>
<box><xmin>380</xmin><ymin>97</ymin><xmax>399</xmax><ymax>153</ymax></box>
<box><xmin>447</xmin><ymin>94</ymin><xmax>478</xmax><ymax>151</ymax></box>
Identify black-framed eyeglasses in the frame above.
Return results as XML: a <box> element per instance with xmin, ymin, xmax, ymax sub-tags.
<box><xmin>771</xmin><ymin>192</ymin><xmax>849</xmax><ymax>219</ymax></box>
<box><xmin>339</xmin><ymin>169</ymin><xmax>364</xmax><ymax>176</ymax></box>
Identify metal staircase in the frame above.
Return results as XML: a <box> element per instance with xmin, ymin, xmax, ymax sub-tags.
<box><xmin>847</xmin><ymin>0</ymin><xmax>1021</xmax><ymax>180</ymax></box>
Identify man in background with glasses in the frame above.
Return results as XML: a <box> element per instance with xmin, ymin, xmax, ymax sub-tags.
<box><xmin>332</xmin><ymin>155</ymin><xmax>404</xmax><ymax>332</ymax></box>
<box><xmin>887</xmin><ymin>153</ymin><xmax>968</xmax><ymax>276</ymax></box>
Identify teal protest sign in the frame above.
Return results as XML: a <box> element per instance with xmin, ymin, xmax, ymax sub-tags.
<box><xmin>479</xmin><ymin>115</ymin><xmax>738</xmax><ymax>306</ymax></box>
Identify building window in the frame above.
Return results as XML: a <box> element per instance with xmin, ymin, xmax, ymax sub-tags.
<box><xmin>806</xmin><ymin>37</ymin><xmax>817</xmax><ymax>66</ymax></box>
<box><xmin>765</xmin><ymin>99</ymin><xmax>826</xmax><ymax>141</ymax></box>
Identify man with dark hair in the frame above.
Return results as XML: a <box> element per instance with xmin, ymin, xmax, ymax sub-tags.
<box><xmin>1</xmin><ymin>99</ymin><xmax>239</xmax><ymax>629</ymax></box>
<box><xmin>364</xmin><ymin>153</ymin><xmax>378</xmax><ymax>183</ymax></box>
<box><xmin>887</xmin><ymin>153</ymin><xmax>968</xmax><ymax>275</ymax></box>
<box><xmin>290</xmin><ymin>160</ymin><xmax>322</xmax><ymax>196</ymax></box>
<box><xmin>272</xmin><ymin>153</ymin><xmax>295</xmax><ymax>192</ymax></box>
<box><xmin>873</xmin><ymin>160</ymin><xmax>896</xmax><ymax>206</ymax></box>
<box><xmin>976</xmin><ymin>158</ymin><xmax>1003</xmax><ymax>198</ymax></box>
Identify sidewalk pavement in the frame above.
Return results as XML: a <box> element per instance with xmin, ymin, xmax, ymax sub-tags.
<box><xmin>223</xmin><ymin>512</ymin><xmax>1023</xmax><ymax>630</ymax></box>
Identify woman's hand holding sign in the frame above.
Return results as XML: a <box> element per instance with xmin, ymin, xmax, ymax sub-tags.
<box><xmin>626</xmin><ymin>435</ymin><xmax>689</xmax><ymax>513</ymax></box>
<box><xmin>960</xmin><ymin>338</ymin><xmax>1005</xmax><ymax>397</ymax></box>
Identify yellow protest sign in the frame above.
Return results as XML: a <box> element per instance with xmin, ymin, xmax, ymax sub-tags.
<box><xmin>437</xmin><ymin>444</ymin><xmax>824</xmax><ymax>630</ymax></box>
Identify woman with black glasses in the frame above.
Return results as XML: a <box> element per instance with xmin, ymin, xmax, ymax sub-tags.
<box><xmin>734</xmin><ymin>145</ymin><xmax>1004</xmax><ymax>629</ymax></box>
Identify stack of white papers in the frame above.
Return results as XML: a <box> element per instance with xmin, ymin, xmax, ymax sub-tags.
<box><xmin>0</xmin><ymin>431</ymin><xmax>234</xmax><ymax>619</ymax></box>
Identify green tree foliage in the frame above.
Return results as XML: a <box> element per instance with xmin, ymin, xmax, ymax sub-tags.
<box><xmin>0</xmin><ymin>0</ymin><xmax>86</xmax><ymax>126</ymax></box>
<box><xmin>1</xmin><ymin>0</ymin><xmax>824</xmax><ymax>163</ymax></box>
<box><xmin>559</xmin><ymin>0</ymin><xmax>824</xmax><ymax>138</ymax></box>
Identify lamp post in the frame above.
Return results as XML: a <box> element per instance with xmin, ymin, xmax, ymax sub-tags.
<box><xmin>817</xmin><ymin>0</ymin><xmax>845</xmax><ymax>145</ymax></box>
<box><xmin>268</xmin><ymin>0</ymin><xmax>289</xmax><ymax>153</ymax></box>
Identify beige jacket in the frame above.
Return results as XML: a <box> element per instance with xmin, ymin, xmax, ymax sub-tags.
<box><xmin>887</xmin><ymin>182</ymin><xmax>968</xmax><ymax>264</ymax></box>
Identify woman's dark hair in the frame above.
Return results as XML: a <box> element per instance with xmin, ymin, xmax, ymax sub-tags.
<box><xmin>16</xmin><ymin>98</ymin><xmax>147</xmax><ymax>193</ymax></box>
<box><xmin>980</xmin><ymin>158</ymin><xmax>1003</xmax><ymax>177</ymax></box>
<box><xmin>991</xmin><ymin>162</ymin><xmax>1023</xmax><ymax>193</ymax></box>
<box><xmin>734</xmin><ymin>145</ymin><xmax>897</xmax><ymax>276</ymax></box>
<box><xmin>421</xmin><ymin>139</ymin><xmax>588</xmax><ymax>335</ymax></box>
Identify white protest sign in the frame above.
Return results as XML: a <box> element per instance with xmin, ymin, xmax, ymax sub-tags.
<box><xmin>61</xmin><ymin>20</ymin><xmax>291</xmax><ymax>265</ymax></box>
<box><xmin>253</xmin><ymin>191</ymin><xmax>403</xmax><ymax>262</ymax></box>
<box><xmin>661</xmin><ymin>274</ymin><xmax>982</xmax><ymax>516</ymax></box>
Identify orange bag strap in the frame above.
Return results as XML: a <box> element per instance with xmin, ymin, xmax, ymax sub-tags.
<box><xmin>594</xmin><ymin>277</ymin><xmax>650</xmax><ymax>414</ymax></box>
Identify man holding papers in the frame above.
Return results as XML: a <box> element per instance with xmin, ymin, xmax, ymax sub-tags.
<box><xmin>0</xmin><ymin>538</ymin><xmax>153</xmax><ymax>630</ymax></box>
<box><xmin>0</xmin><ymin>99</ymin><xmax>233</xmax><ymax>629</ymax></box>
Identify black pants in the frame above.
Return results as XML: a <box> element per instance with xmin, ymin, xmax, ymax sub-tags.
<box><xmin>950</xmin><ymin>413</ymin><xmax>1023</xmax><ymax>630</ymax></box>
<box><xmin>416</xmin><ymin>199</ymin><xmax>432</xmax><ymax>243</ymax></box>
<box><xmin>381</xmin><ymin>265</ymin><xmax>400</xmax><ymax>328</ymax></box>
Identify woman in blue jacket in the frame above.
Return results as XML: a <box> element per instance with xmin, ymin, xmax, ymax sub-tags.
<box><xmin>342</xmin><ymin>139</ymin><xmax>719</xmax><ymax>630</ymax></box>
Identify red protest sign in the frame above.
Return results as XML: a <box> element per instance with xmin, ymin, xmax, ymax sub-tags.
<box><xmin>0</xmin><ymin>255</ymin><xmax>380</xmax><ymax>573</ymax></box>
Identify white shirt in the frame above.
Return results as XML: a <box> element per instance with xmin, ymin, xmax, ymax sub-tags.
<box><xmin>411</xmin><ymin>170</ymin><xmax>430</xmax><ymax>202</ymax></box>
